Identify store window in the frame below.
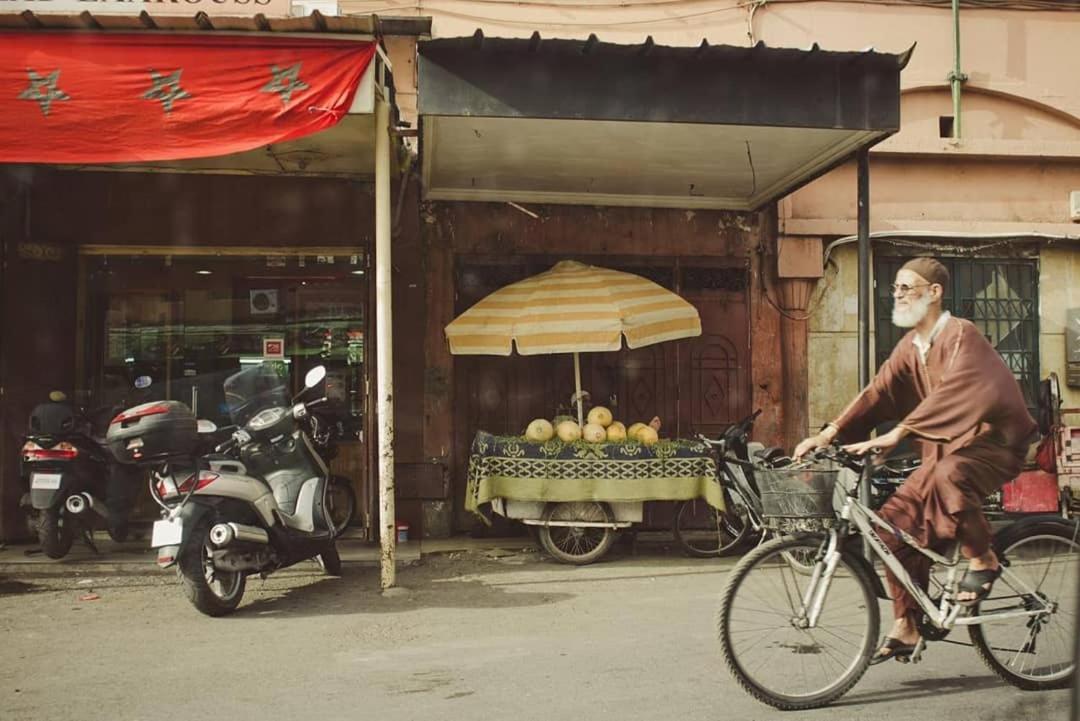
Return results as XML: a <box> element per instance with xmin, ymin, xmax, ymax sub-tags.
<box><xmin>80</xmin><ymin>251</ymin><xmax>369</xmax><ymax>438</ymax></box>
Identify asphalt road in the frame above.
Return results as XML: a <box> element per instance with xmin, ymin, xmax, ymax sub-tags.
<box><xmin>0</xmin><ymin>547</ymin><xmax>1071</xmax><ymax>721</ymax></box>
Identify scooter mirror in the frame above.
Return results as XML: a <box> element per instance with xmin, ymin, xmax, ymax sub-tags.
<box><xmin>197</xmin><ymin>419</ymin><xmax>218</xmax><ymax>435</ymax></box>
<box><xmin>134</xmin><ymin>376</ymin><xmax>152</xmax><ymax>390</ymax></box>
<box><xmin>304</xmin><ymin>365</ymin><xmax>327</xmax><ymax>390</ymax></box>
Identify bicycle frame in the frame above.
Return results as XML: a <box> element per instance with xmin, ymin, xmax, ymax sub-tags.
<box><xmin>700</xmin><ymin>437</ymin><xmax>766</xmax><ymax>532</ymax></box>
<box><xmin>802</xmin><ymin>480</ymin><xmax>1056</xmax><ymax>634</ymax></box>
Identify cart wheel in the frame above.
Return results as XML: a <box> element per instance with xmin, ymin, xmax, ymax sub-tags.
<box><xmin>538</xmin><ymin>501</ymin><xmax>616</xmax><ymax>565</ymax></box>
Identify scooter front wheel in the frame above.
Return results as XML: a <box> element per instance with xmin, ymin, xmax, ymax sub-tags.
<box><xmin>316</xmin><ymin>542</ymin><xmax>342</xmax><ymax>576</ymax></box>
<box><xmin>178</xmin><ymin>517</ymin><xmax>246</xmax><ymax>617</ymax></box>
<box><xmin>326</xmin><ymin>476</ymin><xmax>357</xmax><ymax>539</ymax></box>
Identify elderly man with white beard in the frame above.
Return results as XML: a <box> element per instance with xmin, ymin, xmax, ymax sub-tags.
<box><xmin>794</xmin><ymin>257</ymin><xmax>1038</xmax><ymax>665</ymax></box>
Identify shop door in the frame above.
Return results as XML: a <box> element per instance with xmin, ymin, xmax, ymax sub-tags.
<box><xmin>676</xmin><ymin>263</ymin><xmax>752</xmax><ymax>438</ymax></box>
<box><xmin>81</xmin><ymin>250</ymin><xmax>371</xmax><ymax>533</ymax></box>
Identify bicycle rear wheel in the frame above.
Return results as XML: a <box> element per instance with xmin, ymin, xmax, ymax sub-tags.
<box><xmin>672</xmin><ymin>493</ymin><xmax>749</xmax><ymax>558</ymax></box>
<box><xmin>969</xmin><ymin>521</ymin><xmax>1080</xmax><ymax>690</ymax></box>
<box><xmin>717</xmin><ymin>535</ymin><xmax>879</xmax><ymax>710</ymax></box>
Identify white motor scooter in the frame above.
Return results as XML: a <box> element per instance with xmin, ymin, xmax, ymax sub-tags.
<box><xmin>107</xmin><ymin>364</ymin><xmax>342</xmax><ymax>616</ymax></box>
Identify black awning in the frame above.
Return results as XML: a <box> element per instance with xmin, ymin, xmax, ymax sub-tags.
<box><xmin>418</xmin><ymin>33</ymin><xmax>913</xmax><ymax>211</ymax></box>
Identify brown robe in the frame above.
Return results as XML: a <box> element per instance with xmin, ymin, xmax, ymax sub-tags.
<box><xmin>832</xmin><ymin>315</ymin><xmax>1037</xmax><ymax>619</ymax></box>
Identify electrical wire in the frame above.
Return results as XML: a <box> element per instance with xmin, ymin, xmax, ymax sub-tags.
<box><xmin>822</xmin><ymin>230</ymin><xmax>1080</xmax><ymax>268</ymax></box>
<box><xmin>756</xmin><ymin>243</ymin><xmax>840</xmax><ymax>322</ymax></box>
<box><xmin>358</xmin><ymin>0</ymin><xmax>1078</xmax><ymax>10</ymax></box>
<box><xmin>352</xmin><ymin>1</ymin><xmax>749</xmax><ymax>28</ymax></box>
<box><xmin>351</xmin><ymin>0</ymin><xmax>1080</xmax><ymax>24</ymax></box>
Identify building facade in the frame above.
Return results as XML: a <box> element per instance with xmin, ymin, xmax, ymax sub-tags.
<box><xmin>351</xmin><ymin>0</ymin><xmax>1080</xmax><ymax>438</ymax></box>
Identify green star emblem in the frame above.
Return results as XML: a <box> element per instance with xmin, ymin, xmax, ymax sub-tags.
<box><xmin>261</xmin><ymin>64</ymin><xmax>309</xmax><ymax>106</ymax></box>
<box><xmin>19</xmin><ymin>69</ymin><xmax>70</xmax><ymax>116</ymax></box>
<box><xmin>143</xmin><ymin>69</ymin><xmax>192</xmax><ymax>114</ymax></box>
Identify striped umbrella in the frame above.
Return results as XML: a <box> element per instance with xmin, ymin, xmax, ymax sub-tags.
<box><xmin>445</xmin><ymin>260</ymin><xmax>702</xmax><ymax>426</ymax></box>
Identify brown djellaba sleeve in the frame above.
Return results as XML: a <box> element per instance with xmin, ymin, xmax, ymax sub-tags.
<box><xmin>830</xmin><ymin>340</ymin><xmax>919</xmax><ymax>444</ymax></box>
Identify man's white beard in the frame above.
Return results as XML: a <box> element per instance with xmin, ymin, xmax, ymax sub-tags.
<box><xmin>892</xmin><ymin>293</ymin><xmax>932</xmax><ymax>328</ymax></box>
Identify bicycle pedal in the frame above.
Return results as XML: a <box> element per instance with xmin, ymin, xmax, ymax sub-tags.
<box><xmin>910</xmin><ymin>638</ymin><xmax>927</xmax><ymax>664</ymax></box>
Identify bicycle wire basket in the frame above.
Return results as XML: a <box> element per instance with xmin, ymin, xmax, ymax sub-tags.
<box><xmin>755</xmin><ymin>461</ymin><xmax>842</xmax><ymax>533</ymax></box>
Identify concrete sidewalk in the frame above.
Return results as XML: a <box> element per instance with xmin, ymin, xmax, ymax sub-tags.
<box><xmin>0</xmin><ymin>530</ymin><xmax>542</xmax><ymax>576</ymax></box>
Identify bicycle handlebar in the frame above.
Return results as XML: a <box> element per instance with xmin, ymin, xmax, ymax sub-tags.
<box><xmin>807</xmin><ymin>445</ymin><xmax>885</xmax><ymax>476</ymax></box>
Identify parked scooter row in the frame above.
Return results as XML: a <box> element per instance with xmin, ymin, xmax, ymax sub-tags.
<box><xmin>19</xmin><ymin>363</ymin><xmax>356</xmax><ymax>617</ymax></box>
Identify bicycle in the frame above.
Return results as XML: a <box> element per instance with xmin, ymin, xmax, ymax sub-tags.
<box><xmin>716</xmin><ymin>445</ymin><xmax>1080</xmax><ymax>710</ymax></box>
<box><xmin>672</xmin><ymin>411</ymin><xmax>818</xmax><ymax>577</ymax></box>
<box><xmin>671</xmin><ymin>411</ymin><xmax>767</xmax><ymax>558</ymax></box>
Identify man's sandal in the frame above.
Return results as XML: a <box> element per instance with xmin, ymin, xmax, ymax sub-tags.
<box><xmin>956</xmin><ymin>566</ymin><xmax>1002</xmax><ymax>608</ymax></box>
<box><xmin>869</xmin><ymin>637</ymin><xmax>917</xmax><ymax>666</ymax></box>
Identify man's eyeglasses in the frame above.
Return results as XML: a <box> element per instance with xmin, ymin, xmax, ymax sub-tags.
<box><xmin>890</xmin><ymin>283</ymin><xmax>930</xmax><ymax>297</ymax></box>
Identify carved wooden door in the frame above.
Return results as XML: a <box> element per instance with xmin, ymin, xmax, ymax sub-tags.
<box><xmin>676</xmin><ymin>263</ymin><xmax>752</xmax><ymax>439</ymax></box>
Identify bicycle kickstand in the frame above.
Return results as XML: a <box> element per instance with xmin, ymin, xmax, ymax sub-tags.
<box><xmin>909</xmin><ymin>637</ymin><xmax>927</xmax><ymax>664</ymax></box>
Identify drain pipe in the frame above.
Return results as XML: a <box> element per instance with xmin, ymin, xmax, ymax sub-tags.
<box><xmin>948</xmin><ymin>0</ymin><xmax>967</xmax><ymax>139</ymax></box>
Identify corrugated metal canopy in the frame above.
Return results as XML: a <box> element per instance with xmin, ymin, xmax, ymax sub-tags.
<box><xmin>419</xmin><ymin>32</ymin><xmax>914</xmax><ymax>211</ymax></box>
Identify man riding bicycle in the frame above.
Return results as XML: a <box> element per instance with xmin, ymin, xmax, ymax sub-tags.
<box><xmin>794</xmin><ymin>257</ymin><xmax>1038</xmax><ymax>665</ymax></box>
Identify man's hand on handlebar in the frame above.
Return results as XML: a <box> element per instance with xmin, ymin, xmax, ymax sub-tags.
<box><xmin>842</xmin><ymin>425</ymin><xmax>906</xmax><ymax>458</ymax></box>
<box><xmin>793</xmin><ymin>425</ymin><xmax>837</xmax><ymax>460</ymax></box>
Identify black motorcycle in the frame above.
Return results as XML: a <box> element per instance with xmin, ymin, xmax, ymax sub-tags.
<box><xmin>21</xmin><ymin>392</ymin><xmax>140</xmax><ymax>558</ymax></box>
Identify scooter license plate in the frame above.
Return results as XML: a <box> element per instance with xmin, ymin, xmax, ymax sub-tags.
<box><xmin>30</xmin><ymin>473</ymin><xmax>62</xmax><ymax>490</ymax></box>
<box><xmin>151</xmin><ymin>518</ymin><xmax>183</xmax><ymax>548</ymax></box>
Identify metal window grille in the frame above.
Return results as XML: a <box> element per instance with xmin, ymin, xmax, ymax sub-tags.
<box><xmin>875</xmin><ymin>256</ymin><xmax>1040</xmax><ymax>408</ymax></box>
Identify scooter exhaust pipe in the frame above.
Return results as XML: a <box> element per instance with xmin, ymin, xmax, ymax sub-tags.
<box><xmin>65</xmin><ymin>493</ymin><xmax>108</xmax><ymax>518</ymax></box>
<box><xmin>210</xmin><ymin>522</ymin><xmax>269</xmax><ymax>547</ymax></box>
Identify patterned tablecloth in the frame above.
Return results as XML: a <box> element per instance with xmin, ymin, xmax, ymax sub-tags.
<box><xmin>465</xmin><ymin>430</ymin><xmax>724</xmax><ymax>516</ymax></box>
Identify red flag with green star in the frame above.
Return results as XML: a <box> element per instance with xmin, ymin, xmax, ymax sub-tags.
<box><xmin>0</xmin><ymin>32</ymin><xmax>376</xmax><ymax>163</ymax></box>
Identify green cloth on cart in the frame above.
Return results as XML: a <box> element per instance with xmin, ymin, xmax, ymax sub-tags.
<box><xmin>465</xmin><ymin>430</ymin><xmax>724</xmax><ymax>519</ymax></box>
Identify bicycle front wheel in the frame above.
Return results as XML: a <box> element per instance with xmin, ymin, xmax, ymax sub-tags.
<box><xmin>717</xmin><ymin>535</ymin><xmax>879</xmax><ymax>710</ymax></box>
<box><xmin>969</xmin><ymin>521</ymin><xmax>1080</xmax><ymax>690</ymax></box>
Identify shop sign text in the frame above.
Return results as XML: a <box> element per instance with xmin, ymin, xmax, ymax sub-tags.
<box><xmin>17</xmin><ymin>241</ymin><xmax>65</xmax><ymax>262</ymax></box>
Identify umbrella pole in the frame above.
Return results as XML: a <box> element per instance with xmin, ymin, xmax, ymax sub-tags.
<box><xmin>574</xmin><ymin>352</ymin><xmax>584</xmax><ymax>427</ymax></box>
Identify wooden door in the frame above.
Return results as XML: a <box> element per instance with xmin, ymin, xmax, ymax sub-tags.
<box><xmin>676</xmin><ymin>263</ymin><xmax>752</xmax><ymax>439</ymax></box>
<box><xmin>452</xmin><ymin>261</ymin><xmax>532</xmax><ymax>530</ymax></box>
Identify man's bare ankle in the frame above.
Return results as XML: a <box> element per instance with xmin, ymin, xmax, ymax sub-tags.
<box><xmin>968</xmin><ymin>550</ymin><xmax>999</xmax><ymax>571</ymax></box>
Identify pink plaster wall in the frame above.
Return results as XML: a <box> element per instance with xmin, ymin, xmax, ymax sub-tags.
<box><xmin>350</xmin><ymin>1</ymin><xmax>1080</xmax><ymax>121</ymax></box>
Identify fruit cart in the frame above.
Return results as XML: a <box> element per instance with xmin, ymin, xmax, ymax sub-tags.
<box><xmin>446</xmin><ymin>260</ymin><xmax>714</xmax><ymax>563</ymax></box>
<box><xmin>465</xmin><ymin>430</ymin><xmax>724</xmax><ymax>564</ymax></box>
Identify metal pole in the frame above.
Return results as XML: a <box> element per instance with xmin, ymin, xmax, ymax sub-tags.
<box><xmin>375</xmin><ymin>96</ymin><xmax>396</xmax><ymax>590</ymax></box>
<box><xmin>950</xmin><ymin>0</ymin><xmax>964</xmax><ymax>140</ymax></box>
<box><xmin>573</xmin><ymin>352</ymin><xmax>584</xmax><ymax>428</ymax></box>
<box><xmin>857</xmin><ymin>149</ymin><xmax>872</xmax><ymax>558</ymax></box>
<box><xmin>857</xmin><ymin>150</ymin><xmax>871</xmax><ymax>389</ymax></box>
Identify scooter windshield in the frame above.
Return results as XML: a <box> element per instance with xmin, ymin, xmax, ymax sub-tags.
<box><xmin>222</xmin><ymin>362</ymin><xmax>291</xmax><ymax>428</ymax></box>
